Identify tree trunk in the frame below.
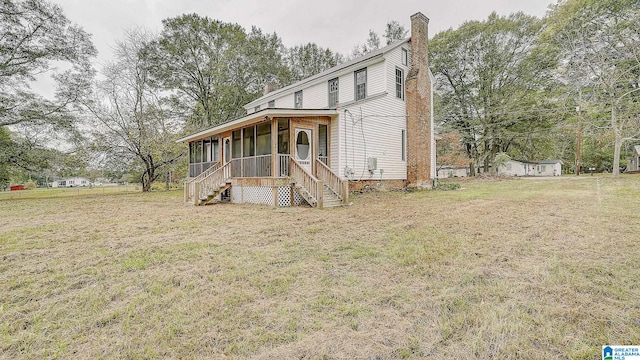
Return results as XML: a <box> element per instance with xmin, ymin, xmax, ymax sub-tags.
<box><xmin>141</xmin><ymin>168</ymin><xmax>154</xmax><ymax>192</ymax></box>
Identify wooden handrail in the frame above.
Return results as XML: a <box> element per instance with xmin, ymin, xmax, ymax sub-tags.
<box><xmin>289</xmin><ymin>158</ymin><xmax>323</xmax><ymax>207</ymax></box>
<box><xmin>184</xmin><ymin>162</ymin><xmax>220</xmax><ymax>202</ymax></box>
<box><xmin>193</xmin><ymin>161</ymin><xmax>232</xmax><ymax>205</ymax></box>
<box><xmin>315</xmin><ymin>159</ymin><xmax>349</xmax><ymax>204</ymax></box>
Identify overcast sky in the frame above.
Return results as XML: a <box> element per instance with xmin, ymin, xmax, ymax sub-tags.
<box><xmin>50</xmin><ymin>0</ymin><xmax>556</xmax><ymax>68</ymax></box>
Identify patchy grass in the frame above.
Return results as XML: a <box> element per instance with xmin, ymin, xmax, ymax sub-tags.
<box><xmin>1</xmin><ymin>176</ymin><xmax>640</xmax><ymax>359</ymax></box>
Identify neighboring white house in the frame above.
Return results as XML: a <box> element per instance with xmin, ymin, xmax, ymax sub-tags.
<box><xmin>50</xmin><ymin>177</ymin><xmax>91</xmax><ymax>188</ymax></box>
<box><xmin>627</xmin><ymin>145</ymin><xmax>640</xmax><ymax>172</ymax></box>
<box><xmin>437</xmin><ymin>166</ymin><xmax>469</xmax><ymax>178</ymax></box>
<box><xmin>178</xmin><ymin>13</ymin><xmax>436</xmax><ymax>207</ymax></box>
<box><xmin>498</xmin><ymin>160</ymin><xmax>563</xmax><ymax>177</ymax></box>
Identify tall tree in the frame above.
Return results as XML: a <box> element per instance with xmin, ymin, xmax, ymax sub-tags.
<box><xmin>546</xmin><ymin>0</ymin><xmax>640</xmax><ymax>177</ymax></box>
<box><xmin>430</xmin><ymin>12</ymin><xmax>559</xmax><ymax>173</ymax></box>
<box><xmin>149</xmin><ymin>14</ymin><xmax>290</xmax><ymax>129</ymax></box>
<box><xmin>287</xmin><ymin>43</ymin><xmax>342</xmax><ymax>82</ymax></box>
<box><xmin>0</xmin><ymin>0</ymin><xmax>95</xmax><ymax>128</ymax></box>
<box><xmin>83</xmin><ymin>30</ymin><xmax>183</xmax><ymax>192</ymax></box>
<box><xmin>0</xmin><ymin>0</ymin><xmax>95</xmax><ymax>178</ymax></box>
<box><xmin>383</xmin><ymin>20</ymin><xmax>408</xmax><ymax>45</ymax></box>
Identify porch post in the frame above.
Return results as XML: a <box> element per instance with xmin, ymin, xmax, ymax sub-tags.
<box><xmin>271</xmin><ymin>118</ymin><xmax>278</xmax><ymax>177</ymax></box>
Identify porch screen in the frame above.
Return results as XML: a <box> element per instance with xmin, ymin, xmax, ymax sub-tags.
<box><xmin>256</xmin><ymin>122</ymin><xmax>271</xmax><ymax>156</ymax></box>
<box><xmin>278</xmin><ymin>118</ymin><xmax>289</xmax><ymax>154</ymax></box>
<box><xmin>244</xmin><ymin>126</ymin><xmax>255</xmax><ymax>157</ymax></box>
<box><xmin>232</xmin><ymin>130</ymin><xmax>242</xmax><ymax>158</ymax></box>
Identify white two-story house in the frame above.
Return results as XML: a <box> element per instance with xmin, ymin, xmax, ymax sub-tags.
<box><xmin>179</xmin><ymin>12</ymin><xmax>435</xmax><ymax>208</ymax></box>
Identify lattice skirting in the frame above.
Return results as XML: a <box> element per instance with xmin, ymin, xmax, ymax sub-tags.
<box><xmin>231</xmin><ymin>185</ymin><xmax>308</xmax><ymax>207</ymax></box>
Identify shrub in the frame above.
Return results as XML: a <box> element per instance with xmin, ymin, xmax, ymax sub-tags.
<box><xmin>25</xmin><ymin>180</ymin><xmax>37</xmax><ymax>190</ymax></box>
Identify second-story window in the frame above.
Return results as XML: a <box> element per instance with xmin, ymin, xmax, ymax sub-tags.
<box><xmin>294</xmin><ymin>90</ymin><xmax>303</xmax><ymax>109</ymax></box>
<box><xmin>254</xmin><ymin>105</ymin><xmax>260</xmax><ymax>112</ymax></box>
<box><xmin>401</xmin><ymin>48</ymin><xmax>408</xmax><ymax>66</ymax></box>
<box><xmin>268</xmin><ymin>100</ymin><xmax>275</xmax><ymax>108</ymax></box>
<box><xmin>328</xmin><ymin>78</ymin><xmax>339</xmax><ymax>107</ymax></box>
<box><xmin>395</xmin><ymin>68</ymin><xmax>404</xmax><ymax>100</ymax></box>
<box><xmin>355</xmin><ymin>68</ymin><xmax>367</xmax><ymax>101</ymax></box>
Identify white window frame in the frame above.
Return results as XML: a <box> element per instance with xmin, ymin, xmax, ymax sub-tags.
<box><xmin>395</xmin><ymin>67</ymin><xmax>404</xmax><ymax>100</ymax></box>
<box><xmin>355</xmin><ymin>68</ymin><xmax>367</xmax><ymax>101</ymax></box>
<box><xmin>328</xmin><ymin>77</ymin><xmax>339</xmax><ymax>107</ymax></box>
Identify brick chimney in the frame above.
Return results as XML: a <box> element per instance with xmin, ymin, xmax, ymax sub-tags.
<box><xmin>405</xmin><ymin>12</ymin><xmax>432</xmax><ymax>189</ymax></box>
<box><xmin>264</xmin><ymin>82</ymin><xmax>277</xmax><ymax>95</ymax></box>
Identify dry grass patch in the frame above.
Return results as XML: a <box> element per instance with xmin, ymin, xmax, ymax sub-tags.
<box><xmin>1</xmin><ymin>176</ymin><xmax>640</xmax><ymax>359</ymax></box>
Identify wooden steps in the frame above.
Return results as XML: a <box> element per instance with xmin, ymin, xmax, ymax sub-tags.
<box><xmin>198</xmin><ymin>182</ymin><xmax>231</xmax><ymax>206</ymax></box>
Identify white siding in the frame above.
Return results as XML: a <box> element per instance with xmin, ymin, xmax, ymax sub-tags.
<box><xmin>331</xmin><ymin>48</ymin><xmax>410</xmax><ymax>181</ymax></box>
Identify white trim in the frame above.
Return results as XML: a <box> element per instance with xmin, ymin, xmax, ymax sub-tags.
<box><xmin>177</xmin><ymin>108</ymin><xmax>338</xmax><ymax>143</ymax></box>
<box><xmin>244</xmin><ymin>40</ymin><xmax>408</xmax><ymax>109</ymax></box>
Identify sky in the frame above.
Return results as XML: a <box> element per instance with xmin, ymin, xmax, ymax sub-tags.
<box><xmin>49</xmin><ymin>0</ymin><xmax>557</xmax><ymax>69</ymax></box>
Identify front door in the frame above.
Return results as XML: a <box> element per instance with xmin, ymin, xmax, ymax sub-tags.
<box><xmin>294</xmin><ymin>128</ymin><xmax>312</xmax><ymax>173</ymax></box>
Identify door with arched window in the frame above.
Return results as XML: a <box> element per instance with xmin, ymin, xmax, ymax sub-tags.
<box><xmin>294</xmin><ymin>128</ymin><xmax>312</xmax><ymax>173</ymax></box>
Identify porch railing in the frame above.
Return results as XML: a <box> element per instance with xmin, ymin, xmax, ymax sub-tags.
<box><xmin>189</xmin><ymin>161</ymin><xmax>217</xmax><ymax>177</ymax></box>
<box><xmin>278</xmin><ymin>154</ymin><xmax>290</xmax><ymax>177</ymax></box>
<box><xmin>315</xmin><ymin>159</ymin><xmax>348</xmax><ymax>203</ymax></box>
<box><xmin>184</xmin><ymin>161</ymin><xmax>220</xmax><ymax>202</ymax></box>
<box><xmin>290</xmin><ymin>158</ymin><xmax>323</xmax><ymax>207</ymax></box>
<box><xmin>193</xmin><ymin>161</ymin><xmax>232</xmax><ymax>204</ymax></box>
<box><xmin>230</xmin><ymin>155</ymin><xmax>271</xmax><ymax>177</ymax></box>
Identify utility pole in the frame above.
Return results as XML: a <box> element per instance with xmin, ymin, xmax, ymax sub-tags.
<box><xmin>576</xmin><ymin>104</ymin><xmax>583</xmax><ymax>176</ymax></box>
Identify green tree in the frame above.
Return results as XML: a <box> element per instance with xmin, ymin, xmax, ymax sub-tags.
<box><xmin>383</xmin><ymin>20</ymin><xmax>408</xmax><ymax>45</ymax></box>
<box><xmin>83</xmin><ymin>30</ymin><xmax>184</xmax><ymax>192</ymax></box>
<box><xmin>546</xmin><ymin>0</ymin><xmax>640</xmax><ymax>177</ymax></box>
<box><xmin>0</xmin><ymin>0</ymin><xmax>96</xmax><ymax>128</ymax></box>
<box><xmin>150</xmin><ymin>14</ymin><xmax>290</xmax><ymax>129</ymax></box>
<box><xmin>430</xmin><ymin>12</ymin><xmax>559</xmax><ymax>174</ymax></box>
<box><xmin>287</xmin><ymin>43</ymin><xmax>342</xmax><ymax>82</ymax></box>
<box><xmin>0</xmin><ymin>0</ymin><xmax>95</xmax><ymax>182</ymax></box>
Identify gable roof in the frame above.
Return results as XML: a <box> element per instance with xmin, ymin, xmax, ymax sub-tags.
<box><xmin>634</xmin><ymin>145</ymin><xmax>640</xmax><ymax>155</ymax></box>
<box><xmin>244</xmin><ymin>38</ymin><xmax>411</xmax><ymax>109</ymax></box>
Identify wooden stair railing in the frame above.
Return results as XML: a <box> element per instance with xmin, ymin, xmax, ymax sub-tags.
<box><xmin>289</xmin><ymin>158</ymin><xmax>323</xmax><ymax>208</ymax></box>
<box><xmin>193</xmin><ymin>161</ymin><xmax>232</xmax><ymax>206</ymax></box>
<box><xmin>184</xmin><ymin>162</ymin><xmax>221</xmax><ymax>203</ymax></box>
<box><xmin>315</xmin><ymin>159</ymin><xmax>349</xmax><ymax>205</ymax></box>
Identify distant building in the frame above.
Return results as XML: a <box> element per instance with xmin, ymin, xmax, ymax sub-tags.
<box><xmin>437</xmin><ymin>166</ymin><xmax>470</xmax><ymax>178</ymax></box>
<box><xmin>50</xmin><ymin>177</ymin><xmax>91</xmax><ymax>188</ymax></box>
<box><xmin>498</xmin><ymin>160</ymin><xmax>563</xmax><ymax>177</ymax></box>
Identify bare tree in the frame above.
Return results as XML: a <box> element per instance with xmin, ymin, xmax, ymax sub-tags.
<box><xmin>83</xmin><ymin>30</ymin><xmax>183</xmax><ymax>192</ymax></box>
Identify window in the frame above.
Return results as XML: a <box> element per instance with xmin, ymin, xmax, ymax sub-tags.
<box><xmin>328</xmin><ymin>78</ymin><xmax>339</xmax><ymax>107</ymax></box>
<box><xmin>401</xmin><ymin>48</ymin><xmax>408</xmax><ymax>66</ymax></box>
<box><xmin>318</xmin><ymin>124</ymin><xmax>328</xmax><ymax>164</ymax></box>
<box><xmin>268</xmin><ymin>100</ymin><xmax>275</xmax><ymax>108</ymax></box>
<box><xmin>401</xmin><ymin>129</ymin><xmax>406</xmax><ymax>161</ymax></box>
<box><xmin>355</xmin><ymin>68</ymin><xmax>367</xmax><ymax>101</ymax></box>
<box><xmin>395</xmin><ymin>68</ymin><xmax>404</xmax><ymax>100</ymax></box>
<box><xmin>294</xmin><ymin>90</ymin><xmax>303</xmax><ymax>109</ymax></box>
<box><xmin>254</xmin><ymin>105</ymin><xmax>260</xmax><ymax>112</ymax></box>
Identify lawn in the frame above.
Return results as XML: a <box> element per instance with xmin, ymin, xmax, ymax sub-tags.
<box><xmin>1</xmin><ymin>176</ymin><xmax>639</xmax><ymax>359</ymax></box>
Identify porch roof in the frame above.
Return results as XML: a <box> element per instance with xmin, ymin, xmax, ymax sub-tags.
<box><xmin>176</xmin><ymin>108</ymin><xmax>338</xmax><ymax>143</ymax></box>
